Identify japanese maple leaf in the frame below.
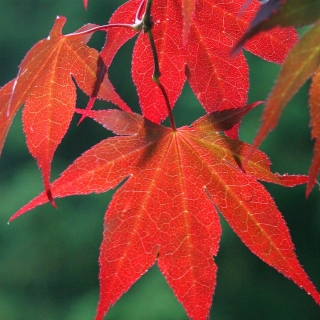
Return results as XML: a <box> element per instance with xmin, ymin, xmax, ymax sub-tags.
<box><xmin>100</xmin><ymin>0</ymin><xmax>297</xmax><ymax>125</ymax></box>
<box><xmin>0</xmin><ymin>16</ymin><xmax>130</xmax><ymax>203</ymax></box>
<box><xmin>10</xmin><ymin>106</ymin><xmax>320</xmax><ymax>320</ymax></box>
<box><xmin>231</xmin><ymin>1</ymin><xmax>320</xmax><ymax>195</ymax></box>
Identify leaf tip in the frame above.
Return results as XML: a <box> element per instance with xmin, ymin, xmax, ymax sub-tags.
<box><xmin>46</xmin><ymin>188</ymin><xmax>57</xmax><ymax>208</ymax></box>
<box><xmin>7</xmin><ymin>212</ymin><xmax>23</xmax><ymax>224</ymax></box>
<box><xmin>306</xmin><ymin>179</ymin><xmax>320</xmax><ymax>198</ymax></box>
<box><xmin>231</xmin><ymin>40</ymin><xmax>245</xmax><ymax>58</ymax></box>
<box><xmin>9</xmin><ymin>212</ymin><xmax>22</xmax><ymax>223</ymax></box>
<box><xmin>49</xmin><ymin>15</ymin><xmax>67</xmax><ymax>40</ymax></box>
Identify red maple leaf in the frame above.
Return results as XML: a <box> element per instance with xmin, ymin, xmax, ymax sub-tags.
<box><xmin>101</xmin><ymin>0</ymin><xmax>297</xmax><ymax>124</ymax></box>
<box><xmin>0</xmin><ymin>16</ymin><xmax>130</xmax><ymax>203</ymax></box>
<box><xmin>1</xmin><ymin>1</ymin><xmax>318</xmax><ymax>319</ymax></box>
<box><xmin>10</xmin><ymin>106</ymin><xmax>320</xmax><ymax>320</ymax></box>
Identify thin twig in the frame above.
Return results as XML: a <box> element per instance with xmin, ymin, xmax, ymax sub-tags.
<box><xmin>143</xmin><ymin>0</ymin><xmax>177</xmax><ymax>131</ymax></box>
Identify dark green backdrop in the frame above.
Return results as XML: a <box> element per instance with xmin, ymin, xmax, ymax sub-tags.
<box><xmin>0</xmin><ymin>1</ymin><xmax>319</xmax><ymax>319</ymax></box>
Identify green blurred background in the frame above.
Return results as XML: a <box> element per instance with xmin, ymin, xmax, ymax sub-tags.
<box><xmin>0</xmin><ymin>1</ymin><xmax>319</xmax><ymax>319</ymax></box>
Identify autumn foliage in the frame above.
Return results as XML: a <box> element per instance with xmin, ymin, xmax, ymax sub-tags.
<box><xmin>234</xmin><ymin>0</ymin><xmax>320</xmax><ymax>195</ymax></box>
<box><xmin>1</xmin><ymin>0</ymin><xmax>320</xmax><ymax>319</ymax></box>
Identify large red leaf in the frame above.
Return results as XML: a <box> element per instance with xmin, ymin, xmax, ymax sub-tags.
<box><xmin>102</xmin><ymin>0</ymin><xmax>297</xmax><ymax>125</ymax></box>
<box><xmin>10</xmin><ymin>108</ymin><xmax>319</xmax><ymax>320</ymax></box>
<box><xmin>0</xmin><ymin>16</ymin><xmax>130</xmax><ymax>202</ymax></box>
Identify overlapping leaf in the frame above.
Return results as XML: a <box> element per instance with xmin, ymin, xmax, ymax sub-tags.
<box><xmin>232</xmin><ymin>0</ymin><xmax>320</xmax><ymax>195</ymax></box>
<box><xmin>101</xmin><ymin>0</ymin><xmax>297</xmax><ymax>124</ymax></box>
<box><xmin>240</xmin><ymin>23</ymin><xmax>320</xmax><ymax>195</ymax></box>
<box><xmin>10</xmin><ymin>107</ymin><xmax>320</xmax><ymax>320</ymax></box>
<box><xmin>234</xmin><ymin>0</ymin><xmax>320</xmax><ymax>53</ymax></box>
<box><xmin>0</xmin><ymin>16</ymin><xmax>130</xmax><ymax>202</ymax></box>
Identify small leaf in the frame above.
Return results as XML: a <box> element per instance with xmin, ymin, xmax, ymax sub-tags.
<box><xmin>245</xmin><ymin>22</ymin><xmax>320</xmax><ymax>184</ymax></box>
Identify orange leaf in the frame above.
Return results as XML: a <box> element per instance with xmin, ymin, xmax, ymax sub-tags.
<box><xmin>0</xmin><ymin>16</ymin><xmax>130</xmax><ymax>202</ymax></box>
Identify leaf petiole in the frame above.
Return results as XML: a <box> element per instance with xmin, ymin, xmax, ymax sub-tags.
<box><xmin>143</xmin><ymin>0</ymin><xmax>177</xmax><ymax>131</ymax></box>
<box><xmin>65</xmin><ymin>22</ymin><xmax>142</xmax><ymax>39</ymax></box>
<box><xmin>68</xmin><ymin>0</ymin><xmax>148</xmax><ymax>37</ymax></box>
